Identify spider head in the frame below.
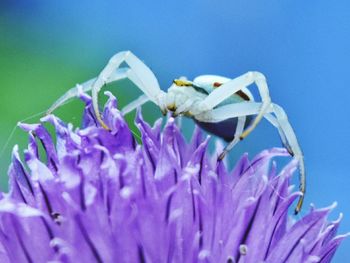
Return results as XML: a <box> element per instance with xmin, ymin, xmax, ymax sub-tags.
<box><xmin>164</xmin><ymin>78</ymin><xmax>208</xmax><ymax>116</ymax></box>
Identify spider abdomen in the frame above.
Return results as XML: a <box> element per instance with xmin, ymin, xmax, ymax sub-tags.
<box><xmin>195</xmin><ymin>116</ymin><xmax>253</xmax><ymax>142</ymax></box>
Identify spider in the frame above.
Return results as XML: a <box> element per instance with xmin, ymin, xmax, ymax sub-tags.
<box><xmin>47</xmin><ymin>51</ymin><xmax>305</xmax><ymax>214</ymax></box>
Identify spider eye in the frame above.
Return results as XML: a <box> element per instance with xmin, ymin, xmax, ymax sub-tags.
<box><xmin>173</xmin><ymin>79</ymin><xmax>193</xmax><ymax>87</ymax></box>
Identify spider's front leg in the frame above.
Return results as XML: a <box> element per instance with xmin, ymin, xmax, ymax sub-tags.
<box><xmin>46</xmin><ymin>68</ymin><xmax>130</xmax><ymax>115</ymax></box>
<box><xmin>46</xmin><ymin>51</ymin><xmax>166</xmax><ymax>129</ymax></box>
<box><xmin>90</xmin><ymin>51</ymin><xmax>165</xmax><ymax>129</ymax></box>
<box><xmin>195</xmin><ymin>102</ymin><xmax>305</xmax><ymax>214</ymax></box>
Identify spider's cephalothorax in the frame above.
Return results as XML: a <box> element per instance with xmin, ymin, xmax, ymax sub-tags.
<box><xmin>47</xmin><ymin>51</ymin><xmax>305</xmax><ymax>214</ymax></box>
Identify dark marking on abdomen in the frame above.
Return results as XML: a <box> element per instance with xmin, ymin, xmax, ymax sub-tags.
<box><xmin>195</xmin><ymin>116</ymin><xmax>253</xmax><ymax>142</ymax></box>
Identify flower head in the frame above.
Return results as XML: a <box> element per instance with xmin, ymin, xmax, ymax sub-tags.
<box><xmin>0</xmin><ymin>91</ymin><xmax>347</xmax><ymax>262</ymax></box>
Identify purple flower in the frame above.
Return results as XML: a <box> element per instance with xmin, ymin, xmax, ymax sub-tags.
<box><xmin>0</xmin><ymin>91</ymin><xmax>347</xmax><ymax>263</ymax></box>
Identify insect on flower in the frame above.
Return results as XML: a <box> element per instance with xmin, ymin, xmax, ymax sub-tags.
<box><xmin>46</xmin><ymin>51</ymin><xmax>305</xmax><ymax>214</ymax></box>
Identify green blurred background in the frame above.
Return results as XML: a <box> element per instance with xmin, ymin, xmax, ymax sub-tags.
<box><xmin>0</xmin><ymin>5</ymin><xmax>162</xmax><ymax>188</ymax></box>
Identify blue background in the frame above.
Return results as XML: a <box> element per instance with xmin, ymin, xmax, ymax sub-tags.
<box><xmin>0</xmin><ymin>1</ymin><xmax>349</xmax><ymax>261</ymax></box>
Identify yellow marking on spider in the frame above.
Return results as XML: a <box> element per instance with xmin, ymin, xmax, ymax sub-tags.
<box><xmin>173</xmin><ymin>79</ymin><xmax>193</xmax><ymax>87</ymax></box>
<box><xmin>95</xmin><ymin>108</ymin><xmax>141</xmax><ymax>141</ymax></box>
<box><xmin>95</xmin><ymin>112</ymin><xmax>111</xmax><ymax>131</ymax></box>
<box><xmin>167</xmin><ymin>104</ymin><xmax>176</xmax><ymax>111</ymax></box>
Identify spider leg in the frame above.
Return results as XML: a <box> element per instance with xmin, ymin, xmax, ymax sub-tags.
<box><xmin>271</xmin><ymin>103</ymin><xmax>305</xmax><ymax>214</ymax></box>
<box><xmin>46</xmin><ymin>68</ymin><xmax>130</xmax><ymax>115</ymax></box>
<box><xmin>198</xmin><ymin>71</ymin><xmax>272</xmax><ymax>141</ymax></box>
<box><xmin>195</xmin><ymin>102</ymin><xmax>305</xmax><ymax>214</ymax></box>
<box><xmin>47</xmin><ymin>51</ymin><xmax>164</xmax><ymax>129</ymax></box>
<box><xmin>91</xmin><ymin>51</ymin><xmax>163</xmax><ymax>129</ymax></box>
<box><xmin>121</xmin><ymin>94</ymin><xmax>149</xmax><ymax>115</ymax></box>
<box><xmin>175</xmin><ymin>115</ymin><xmax>183</xmax><ymax>129</ymax></box>
<box><xmin>217</xmin><ymin>116</ymin><xmax>246</xmax><ymax>160</ymax></box>
<box><xmin>217</xmin><ymin>114</ymin><xmax>291</xmax><ymax>160</ymax></box>
<box><xmin>196</xmin><ymin>103</ymin><xmax>289</xmax><ymax>147</ymax></box>
<box><xmin>264</xmin><ymin>113</ymin><xmax>292</xmax><ymax>155</ymax></box>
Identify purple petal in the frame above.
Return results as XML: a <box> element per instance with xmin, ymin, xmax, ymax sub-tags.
<box><xmin>1</xmin><ymin>91</ymin><xmax>346</xmax><ymax>262</ymax></box>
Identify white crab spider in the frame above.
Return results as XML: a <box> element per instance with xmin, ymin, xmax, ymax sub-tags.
<box><xmin>47</xmin><ymin>51</ymin><xmax>305</xmax><ymax>214</ymax></box>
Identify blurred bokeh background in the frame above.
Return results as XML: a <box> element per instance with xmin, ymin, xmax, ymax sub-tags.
<box><xmin>0</xmin><ymin>0</ymin><xmax>349</xmax><ymax>261</ymax></box>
